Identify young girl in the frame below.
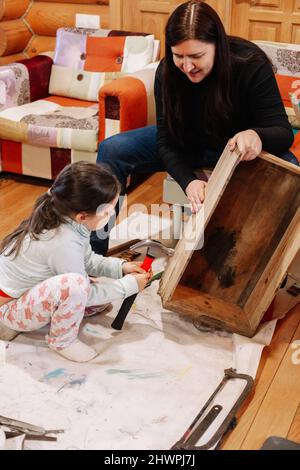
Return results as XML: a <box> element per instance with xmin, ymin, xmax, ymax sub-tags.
<box><xmin>0</xmin><ymin>161</ymin><xmax>151</xmax><ymax>362</ymax></box>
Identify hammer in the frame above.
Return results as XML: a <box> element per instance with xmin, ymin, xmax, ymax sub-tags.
<box><xmin>111</xmin><ymin>240</ymin><xmax>174</xmax><ymax>330</ymax></box>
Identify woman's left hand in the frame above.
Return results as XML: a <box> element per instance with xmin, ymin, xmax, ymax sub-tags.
<box><xmin>122</xmin><ymin>261</ymin><xmax>148</xmax><ymax>275</ymax></box>
<box><xmin>229</xmin><ymin>130</ymin><xmax>262</xmax><ymax>161</ymax></box>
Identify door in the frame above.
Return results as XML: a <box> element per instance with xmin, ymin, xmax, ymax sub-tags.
<box><xmin>231</xmin><ymin>0</ymin><xmax>300</xmax><ymax>43</ymax></box>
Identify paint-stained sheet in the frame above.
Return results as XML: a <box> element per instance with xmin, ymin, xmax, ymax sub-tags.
<box><xmin>0</xmin><ymin>214</ymin><xmax>276</xmax><ymax>450</ymax></box>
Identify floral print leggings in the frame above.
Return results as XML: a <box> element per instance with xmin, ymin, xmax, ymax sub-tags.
<box><xmin>0</xmin><ymin>273</ymin><xmax>99</xmax><ymax>351</ymax></box>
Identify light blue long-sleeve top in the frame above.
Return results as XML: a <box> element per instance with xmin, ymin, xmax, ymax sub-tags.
<box><xmin>0</xmin><ymin>218</ymin><xmax>138</xmax><ymax>306</ymax></box>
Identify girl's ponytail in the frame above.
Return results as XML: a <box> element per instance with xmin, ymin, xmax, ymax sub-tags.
<box><xmin>0</xmin><ymin>161</ymin><xmax>120</xmax><ymax>258</ymax></box>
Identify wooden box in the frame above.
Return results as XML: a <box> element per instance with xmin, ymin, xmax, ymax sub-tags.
<box><xmin>159</xmin><ymin>144</ymin><xmax>300</xmax><ymax>337</ymax></box>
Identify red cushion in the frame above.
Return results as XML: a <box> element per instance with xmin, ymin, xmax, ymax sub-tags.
<box><xmin>19</xmin><ymin>56</ymin><xmax>53</xmax><ymax>102</ymax></box>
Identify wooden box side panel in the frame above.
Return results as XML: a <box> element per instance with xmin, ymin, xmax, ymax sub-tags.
<box><xmin>167</xmin><ymin>159</ymin><xmax>300</xmax><ymax>335</ymax></box>
<box><xmin>245</xmin><ymin>209</ymin><xmax>300</xmax><ymax>330</ymax></box>
<box><xmin>165</xmin><ymin>284</ymin><xmax>252</xmax><ymax>336</ymax></box>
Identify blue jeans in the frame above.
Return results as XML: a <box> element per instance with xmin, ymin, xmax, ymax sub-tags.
<box><xmin>91</xmin><ymin>125</ymin><xmax>299</xmax><ymax>254</ymax></box>
<box><xmin>96</xmin><ymin>125</ymin><xmax>222</xmax><ymax>187</ymax></box>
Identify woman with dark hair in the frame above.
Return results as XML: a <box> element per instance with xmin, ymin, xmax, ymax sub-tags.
<box><xmin>0</xmin><ymin>161</ymin><xmax>151</xmax><ymax>362</ymax></box>
<box><xmin>91</xmin><ymin>0</ymin><xmax>297</xmax><ymax>254</ymax></box>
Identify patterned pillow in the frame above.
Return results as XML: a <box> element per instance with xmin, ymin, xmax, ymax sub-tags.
<box><xmin>275</xmin><ymin>74</ymin><xmax>300</xmax><ymax>129</ymax></box>
<box><xmin>275</xmin><ymin>74</ymin><xmax>296</xmax><ymax>107</ymax></box>
<box><xmin>85</xmin><ymin>35</ymin><xmax>155</xmax><ymax>73</ymax></box>
<box><xmin>254</xmin><ymin>41</ymin><xmax>300</xmax><ymax>76</ymax></box>
<box><xmin>254</xmin><ymin>41</ymin><xmax>300</xmax><ymax>129</ymax></box>
<box><xmin>49</xmin><ymin>28</ymin><xmax>155</xmax><ymax>101</ymax></box>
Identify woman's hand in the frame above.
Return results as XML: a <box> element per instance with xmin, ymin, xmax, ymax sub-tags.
<box><xmin>122</xmin><ymin>261</ymin><xmax>146</xmax><ymax>275</ymax></box>
<box><xmin>229</xmin><ymin>130</ymin><xmax>262</xmax><ymax>161</ymax></box>
<box><xmin>132</xmin><ymin>272</ymin><xmax>152</xmax><ymax>291</ymax></box>
<box><xmin>185</xmin><ymin>180</ymin><xmax>207</xmax><ymax>214</ymax></box>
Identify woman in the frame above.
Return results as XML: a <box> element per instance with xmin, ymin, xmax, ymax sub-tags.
<box><xmin>91</xmin><ymin>0</ymin><xmax>297</xmax><ymax>254</ymax></box>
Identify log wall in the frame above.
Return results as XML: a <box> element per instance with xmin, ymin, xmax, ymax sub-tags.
<box><xmin>0</xmin><ymin>0</ymin><xmax>109</xmax><ymax>64</ymax></box>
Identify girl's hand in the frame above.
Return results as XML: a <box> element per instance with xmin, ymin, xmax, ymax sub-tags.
<box><xmin>132</xmin><ymin>272</ymin><xmax>152</xmax><ymax>292</ymax></box>
<box><xmin>185</xmin><ymin>180</ymin><xmax>207</xmax><ymax>214</ymax></box>
<box><xmin>122</xmin><ymin>261</ymin><xmax>146</xmax><ymax>275</ymax></box>
<box><xmin>229</xmin><ymin>130</ymin><xmax>262</xmax><ymax>161</ymax></box>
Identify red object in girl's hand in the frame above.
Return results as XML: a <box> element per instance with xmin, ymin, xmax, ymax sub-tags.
<box><xmin>141</xmin><ymin>254</ymin><xmax>155</xmax><ymax>272</ymax></box>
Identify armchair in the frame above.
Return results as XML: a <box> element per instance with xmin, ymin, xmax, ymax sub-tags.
<box><xmin>0</xmin><ymin>27</ymin><xmax>160</xmax><ymax>179</ymax></box>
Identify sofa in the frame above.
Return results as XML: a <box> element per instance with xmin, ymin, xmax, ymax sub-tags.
<box><xmin>0</xmin><ymin>27</ymin><xmax>160</xmax><ymax>179</ymax></box>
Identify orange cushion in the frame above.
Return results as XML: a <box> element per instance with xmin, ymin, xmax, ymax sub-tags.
<box><xmin>85</xmin><ymin>36</ymin><xmax>126</xmax><ymax>72</ymax></box>
<box><xmin>275</xmin><ymin>74</ymin><xmax>296</xmax><ymax>107</ymax></box>
<box><xmin>45</xmin><ymin>96</ymin><xmax>97</xmax><ymax>107</ymax></box>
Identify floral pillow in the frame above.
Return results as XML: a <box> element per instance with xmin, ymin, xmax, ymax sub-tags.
<box><xmin>275</xmin><ymin>74</ymin><xmax>300</xmax><ymax>129</ymax></box>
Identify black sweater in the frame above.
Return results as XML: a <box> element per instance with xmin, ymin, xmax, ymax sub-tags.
<box><xmin>155</xmin><ymin>39</ymin><xmax>294</xmax><ymax>191</ymax></box>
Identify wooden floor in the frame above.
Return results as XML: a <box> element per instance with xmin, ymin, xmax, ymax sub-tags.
<box><xmin>0</xmin><ymin>171</ymin><xmax>300</xmax><ymax>450</ymax></box>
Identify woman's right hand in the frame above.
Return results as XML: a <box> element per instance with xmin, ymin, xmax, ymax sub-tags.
<box><xmin>185</xmin><ymin>180</ymin><xmax>207</xmax><ymax>214</ymax></box>
<box><xmin>132</xmin><ymin>272</ymin><xmax>152</xmax><ymax>292</ymax></box>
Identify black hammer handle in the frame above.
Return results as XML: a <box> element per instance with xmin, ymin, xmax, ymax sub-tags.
<box><xmin>111</xmin><ymin>293</ymin><xmax>137</xmax><ymax>330</ymax></box>
<box><xmin>111</xmin><ymin>271</ymin><xmax>164</xmax><ymax>331</ymax></box>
